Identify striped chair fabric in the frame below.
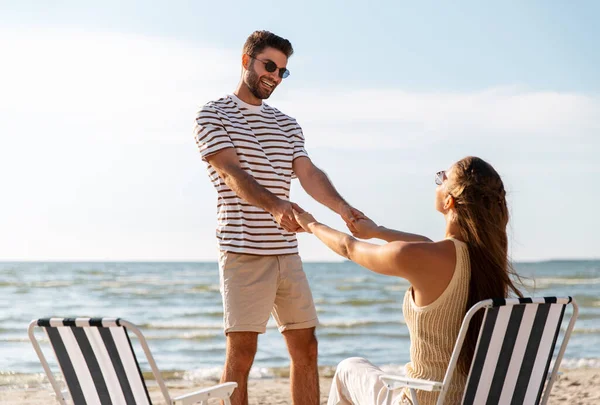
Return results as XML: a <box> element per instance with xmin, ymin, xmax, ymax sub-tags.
<box><xmin>462</xmin><ymin>297</ymin><xmax>573</xmax><ymax>405</ymax></box>
<box><xmin>381</xmin><ymin>296</ymin><xmax>578</xmax><ymax>405</ymax></box>
<box><xmin>38</xmin><ymin>318</ymin><xmax>150</xmax><ymax>405</ymax></box>
<box><xmin>29</xmin><ymin>317</ymin><xmax>237</xmax><ymax>405</ymax></box>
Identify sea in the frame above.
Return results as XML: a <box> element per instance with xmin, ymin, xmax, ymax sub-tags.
<box><xmin>1</xmin><ymin>260</ymin><xmax>599</xmax><ymax>390</ymax></box>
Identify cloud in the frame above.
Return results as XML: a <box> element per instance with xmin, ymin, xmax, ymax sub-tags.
<box><xmin>0</xmin><ymin>28</ymin><xmax>239</xmax><ymax>107</ymax></box>
<box><xmin>2</xmin><ymin>26</ymin><xmax>598</xmax><ymax>150</ymax></box>
<box><xmin>1</xmin><ymin>27</ymin><xmax>598</xmax><ymax>260</ymax></box>
<box><xmin>278</xmin><ymin>88</ymin><xmax>600</xmax><ymax>149</ymax></box>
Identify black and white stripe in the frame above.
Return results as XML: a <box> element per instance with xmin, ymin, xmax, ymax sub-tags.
<box><xmin>461</xmin><ymin>297</ymin><xmax>570</xmax><ymax>405</ymax></box>
<box><xmin>39</xmin><ymin>318</ymin><xmax>151</xmax><ymax>405</ymax></box>
<box><xmin>195</xmin><ymin>95</ymin><xmax>307</xmax><ymax>256</ymax></box>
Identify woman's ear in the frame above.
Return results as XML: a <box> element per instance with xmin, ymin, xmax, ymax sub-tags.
<box><xmin>444</xmin><ymin>194</ymin><xmax>455</xmax><ymax>211</ymax></box>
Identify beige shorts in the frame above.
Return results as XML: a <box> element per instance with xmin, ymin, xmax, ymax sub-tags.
<box><xmin>218</xmin><ymin>251</ymin><xmax>319</xmax><ymax>334</ymax></box>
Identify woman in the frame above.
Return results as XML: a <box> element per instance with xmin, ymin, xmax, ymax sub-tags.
<box><xmin>293</xmin><ymin>156</ymin><xmax>523</xmax><ymax>405</ymax></box>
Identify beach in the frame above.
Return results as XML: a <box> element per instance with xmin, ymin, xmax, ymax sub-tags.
<box><xmin>1</xmin><ymin>368</ymin><xmax>599</xmax><ymax>404</ymax></box>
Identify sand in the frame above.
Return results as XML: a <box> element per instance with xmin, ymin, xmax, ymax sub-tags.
<box><xmin>1</xmin><ymin>369</ymin><xmax>598</xmax><ymax>404</ymax></box>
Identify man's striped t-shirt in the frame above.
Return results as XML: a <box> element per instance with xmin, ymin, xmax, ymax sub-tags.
<box><xmin>194</xmin><ymin>94</ymin><xmax>308</xmax><ymax>255</ymax></box>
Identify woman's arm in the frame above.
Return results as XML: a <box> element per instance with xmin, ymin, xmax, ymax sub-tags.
<box><xmin>371</xmin><ymin>226</ymin><xmax>432</xmax><ymax>243</ymax></box>
<box><xmin>350</xmin><ymin>217</ymin><xmax>432</xmax><ymax>243</ymax></box>
<box><xmin>295</xmin><ymin>211</ymin><xmax>432</xmax><ymax>279</ymax></box>
<box><xmin>308</xmin><ymin>222</ymin><xmax>406</xmax><ymax>277</ymax></box>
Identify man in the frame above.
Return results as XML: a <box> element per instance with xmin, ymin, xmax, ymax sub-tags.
<box><xmin>194</xmin><ymin>30</ymin><xmax>363</xmax><ymax>405</ymax></box>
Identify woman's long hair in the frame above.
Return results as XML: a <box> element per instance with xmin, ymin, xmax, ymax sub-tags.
<box><xmin>446</xmin><ymin>156</ymin><xmax>523</xmax><ymax>375</ymax></box>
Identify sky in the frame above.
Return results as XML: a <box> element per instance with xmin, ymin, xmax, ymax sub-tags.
<box><xmin>0</xmin><ymin>1</ymin><xmax>598</xmax><ymax>262</ymax></box>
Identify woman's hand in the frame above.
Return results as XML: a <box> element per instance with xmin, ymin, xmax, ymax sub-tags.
<box><xmin>350</xmin><ymin>217</ymin><xmax>379</xmax><ymax>239</ymax></box>
<box><xmin>293</xmin><ymin>210</ymin><xmax>318</xmax><ymax>233</ymax></box>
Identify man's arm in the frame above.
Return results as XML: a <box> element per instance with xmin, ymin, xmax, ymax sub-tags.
<box><xmin>293</xmin><ymin>157</ymin><xmax>362</xmax><ymax>225</ymax></box>
<box><xmin>207</xmin><ymin>148</ymin><xmax>303</xmax><ymax>232</ymax></box>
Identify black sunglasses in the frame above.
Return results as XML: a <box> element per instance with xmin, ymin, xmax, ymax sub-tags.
<box><xmin>249</xmin><ymin>55</ymin><xmax>290</xmax><ymax>79</ymax></box>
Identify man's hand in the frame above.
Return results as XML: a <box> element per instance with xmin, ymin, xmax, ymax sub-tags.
<box><xmin>349</xmin><ymin>218</ymin><xmax>379</xmax><ymax>239</ymax></box>
<box><xmin>339</xmin><ymin>204</ymin><xmax>366</xmax><ymax>233</ymax></box>
<box><xmin>270</xmin><ymin>200</ymin><xmax>305</xmax><ymax>233</ymax></box>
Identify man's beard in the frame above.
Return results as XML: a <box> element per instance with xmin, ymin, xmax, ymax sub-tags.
<box><xmin>246</xmin><ymin>65</ymin><xmax>274</xmax><ymax>100</ymax></box>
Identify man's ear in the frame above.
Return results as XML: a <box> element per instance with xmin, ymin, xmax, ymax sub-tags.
<box><xmin>241</xmin><ymin>54</ymin><xmax>250</xmax><ymax>69</ymax></box>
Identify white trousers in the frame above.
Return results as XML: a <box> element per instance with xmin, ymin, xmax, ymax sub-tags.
<box><xmin>327</xmin><ymin>357</ymin><xmax>411</xmax><ymax>405</ymax></box>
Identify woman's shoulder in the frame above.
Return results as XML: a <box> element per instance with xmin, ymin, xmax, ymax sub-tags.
<box><xmin>391</xmin><ymin>239</ymin><xmax>457</xmax><ymax>274</ymax></box>
<box><xmin>408</xmin><ymin>238</ymin><xmax>457</xmax><ymax>257</ymax></box>
<box><xmin>403</xmin><ymin>239</ymin><xmax>462</xmax><ymax>305</ymax></box>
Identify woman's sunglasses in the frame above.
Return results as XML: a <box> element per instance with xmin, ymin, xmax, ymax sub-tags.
<box><xmin>249</xmin><ymin>55</ymin><xmax>290</xmax><ymax>79</ymax></box>
<box><xmin>435</xmin><ymin>170</ymin><xmax>446</xmax><ymax>186</ymax></box>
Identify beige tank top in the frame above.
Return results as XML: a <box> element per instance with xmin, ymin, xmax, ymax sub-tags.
<box><xmin>402</xmin><ymin>238</ymin><xmax>471</xmax><ymax>405</ymax></box>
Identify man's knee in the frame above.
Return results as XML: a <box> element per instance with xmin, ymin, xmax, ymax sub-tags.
<box><xmin>286</xmin><ymin>330</ymin><xmax>318</xmax><ymax>364</ymax></box>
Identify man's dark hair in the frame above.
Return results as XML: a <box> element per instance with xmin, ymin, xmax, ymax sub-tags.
<box><xmin>243</xmin><ymin>30</ymin><xmax>294</xmax><ymax>58</ymax></box>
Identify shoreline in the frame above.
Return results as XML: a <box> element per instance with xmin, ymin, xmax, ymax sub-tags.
<box><xmin>1</xmin><ymin>368</ymin><xmax>598</xmax><ymax>404</ymax></box>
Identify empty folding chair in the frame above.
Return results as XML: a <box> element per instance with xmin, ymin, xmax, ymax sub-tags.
<box><xmin>28</xmin><ymin>317</ymin><xmax>237</xmax><ymax>405</ymax></box>
<box><xmin>380</xmin><ymin>296</ymin><xmax>578</xmax><ymax>405</ymax></box>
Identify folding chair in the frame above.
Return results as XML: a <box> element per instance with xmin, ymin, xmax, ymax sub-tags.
<box><xmin>380</xmin><ymin>296</ymin><xmax>578</xmax><ymax>405</ymax></box>
<box><xmin>28</xmin><ymin>317</ymin><xmax>237</xmax><ymax>405</ymax></box>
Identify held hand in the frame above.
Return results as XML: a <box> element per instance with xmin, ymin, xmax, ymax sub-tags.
<box><xmin>290</xmin><ymin>202</ymin><xmax>306</xmax><ymax>233</ymax></box>
<box><xmin>350</xmin><ymin>217</ymin><xmax>379</xmax><ymax>239</ymax></box>
<box><xmin>339</xmin><ymin>205</ymin><xmax>367</xmax><ymax>234</ymax></box>
<box><xmin>293</xmin><ymin>209</ymin><xmax>318</xmax><ymax>233</ymax></box>
<box><xmin>271</xmin><ymin>200</ymin><xmax>305</xmax><ymax>233</ymax></box>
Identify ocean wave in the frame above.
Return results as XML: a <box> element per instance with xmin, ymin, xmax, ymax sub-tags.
<box><xmin>89</xmin><ymin>286</ymin><xmax>221</xmax><ymax>297</ymax></box>
<box><xmin>576</xmin><ymin>312</ymin><xmax>600</xmax><ymax>321</ymax></box>
<box><xmin>144</xmin><ymin>331</ymin><xmax>220</xmax><ymax>341</ymax></box>
<box><xmin>318</xmin><ymin>299</ymin><xmax>397</xmax><ymax>307</ymax></box>
<box><xmin>0</xmin><ymin>280</ymin><xmax>75</xmax><ymax>288</ymax></box>
<box><xmin>569</xmin><ymin>327</ymin><xmax>600</xmax><ymax>335</ymax></box>
<box><xmin>29</xmin><ymin>281</ymin><xmax>74</xmax><ymax>288</ymax></box>
<box><xmin>108</xmin><ymin>276</ymin><xmax>189</xmax><ymax>285</ymax></box>
<box><xmin>0</xmin><ymin>336</ymin><xmax>37</xmax><ymax>343</ymax></box>
<box><xmin>183</xmin><ymin>286</ymin><xmax>221</xmax><ymax>293</ymax></box>
<box><xmin>532</xmin><ymin>277</ymin><xmax>600</xmax><ymax>287</ymax></box>
<box><xmin>139</xmin><ymin>322</ymin><xmax>223</xmax><ymax>330</ymax></box>
<box><xmin>336</xmin><ymin>283</ymin><xmax>408</xmax><ymax>292</ymax></box>
<box><xmin>559</xmin><ymin>295</ymin><xmax>600</xmax><ymax>307</ymax></box>
<box><xmin>74</xmin><ymin>270</ymin><xmax>105</xmax><ymax>276</ymax></box>
<box><xmin>196</xmin><ymin>311</ymin><xmax>223</xmax><ymax>318</ymax></box>
<box><xmin>336</xmin><ymin>285</ymin><xmax>360</xmax><ymax>291</ymax></box>
<box><xmin>383</xmin><ymin>285</ymin><xmax>408</xmax><ymax>292</ymax></box>
<box><xmin>174</xmin><ymin>311</ymin><xmax>214</xmax><ymax>318</ymax></box>
<box><xmin>340</xmin><ymin>276</ymin><xmax>372</xmax><ymax>283</ymax></box>
<box><xmin>319</xmin><ymin>319</ymin><xmax>405</xmax><ymax>328</ymax></box>
<box><xmin>182</xmin><ymin>365</ymin><xmax>341</xmax><ymax>382</ymax></box>
<box><xmin>560</xmin><ymin>358</ymin><xmax>600</xmax><ymax>369</ymax></box>
<box><xmin>0</xmin><ymin>282</ymin><xmax>20</xmax><ymax>287</ymax></box>
<box><xmin>320</xmin><ymin>331</ymin><xmax>408</xmax><ymax>339</ymax></box>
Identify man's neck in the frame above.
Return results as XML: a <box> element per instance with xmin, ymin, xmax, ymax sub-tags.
<box><xmin>234</xmin><ymin>82</ymin><xmax>262</xmax><ymax>106</ymax></box>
